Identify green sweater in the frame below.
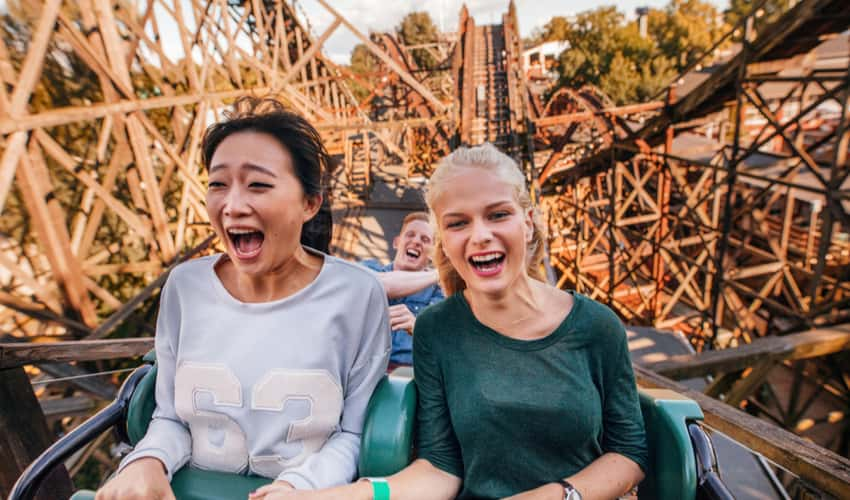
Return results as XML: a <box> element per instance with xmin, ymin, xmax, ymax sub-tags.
<box><xmin>413</xmin><ymin>291</ymin><xmax>648</xmax><ymax>499</ymax></box>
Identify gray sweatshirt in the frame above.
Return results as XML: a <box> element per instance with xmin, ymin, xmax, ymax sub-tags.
<box><xmin>118</xmin><ymin>253</ymin><xmax>390</xmax><ymax>489</ymax></box>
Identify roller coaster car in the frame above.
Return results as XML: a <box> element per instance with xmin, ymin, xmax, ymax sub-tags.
<box><xmin>10</xmin><ymin>355</ymin><xmax>734</xmax><ymax>500</ymax></box>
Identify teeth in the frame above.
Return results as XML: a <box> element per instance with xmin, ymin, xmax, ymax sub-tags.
<box><xmin>228</xmin><ymin>228</ymin><xmax>259</xmax><ymax>235</ymax></box>
<box><xmin>471</xmin><ymin>253</ymin><xmax>502</xmax><ymax>263</ymax></box>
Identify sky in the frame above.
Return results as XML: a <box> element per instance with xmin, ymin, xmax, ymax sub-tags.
<box><xmin>289</xmin><ymin>0</ymin><xmax>728</xmax><ymax>64</ymax></box>
<box><xmin>0</xmin><ymin>0</ymin><xmax>728</xmax><ymax>65</ymax></box>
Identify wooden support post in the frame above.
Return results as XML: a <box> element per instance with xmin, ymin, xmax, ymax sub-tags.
<box><xmin>0</xmin><ymin>367</ymin><xmax>73</xmax><ymax>499</ymax></box>
<box><xmin>277</xmin><ymin>18</ymin><xmax>341</xmax><ymax>89</ymax></box>
<box><xmin>651</xmin><ymin>88</ymin><xmax>674</xmax><ymax>319</ymax></box>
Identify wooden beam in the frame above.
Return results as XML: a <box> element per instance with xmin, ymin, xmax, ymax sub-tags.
<box><xmin>316</xmin><ymin>116</ymin><xmax>446</xmax><ymax>132</ymax></box>
<box><xmin>0</xmin><ymin>338</ymin><xmax>154</xmax><ymax>369</ymax></box>
<box><xmin>635</xmin><ymin>365</ymin><xmax>850</xmax><ymax>499</ymax></box>
<box><xmin>0</xmin><ymin>366</ymin><xmax>73</xmax><ymax>499</ymax></box>
<box><xmin>0</xmin><ymin>0</ymin><xmax>62</xmax><ymax>215</ymax></box>
<box><xmin>0</xmin><ymin>131</ymin><xmax>28</xmax><ymax>215</ymax></box>
<box><xmin>37</xmin><ymin>363</ymin><xmax>117</xmax><ymax>400</ymax></box>
<box><xmin>0</xmin><ymin>88</ymin><xmax>272</xmax><ymax>135</ymax></box>
<box><xmin>277</xmin><ymin>17</ymin><xmax>342</xmax><ymax>88</ymax></box>
<box><xmin>643</xmin><ymin>323</ymin><xmax>850</xmax><ymax>379</ymax></box>
<box><xmin>534</xmin><ymin>101</ymin><xmax>664</xmax><ymax>128</ymax></box>
<box><xmin>32</xmin><ymin>129</ymin><xmax>152</xmax><ymax>240</ymax></box>
<box><xmin>314</xmin><ymin>0</ymin><xmax>448</xmax><ymax>114</ymax></box>
<box><xmin>16</xmin><ymin>145</ymin><xmax>98</xmax><ymax>326</ymax></box>
<box><xmin>40</xmin><ymin>396</ymin><xmax>95</xmax><ymax>418</ymax></box>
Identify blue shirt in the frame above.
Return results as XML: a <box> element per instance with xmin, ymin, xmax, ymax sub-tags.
<box><xmin>361</xmin><ymin>260</ymin><xmax>445</xmax><ymax>365</ymax></box>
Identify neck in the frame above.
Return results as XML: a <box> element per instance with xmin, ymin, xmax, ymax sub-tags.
<box><xmin>221</xmin><ymin>246</ymin><xmax>323</xmax><ymax>302</ymax></box>
<box><xmin>465</xmin><ymin>273</ymin><xmax>542</xmax><ymax>318</ymax></box>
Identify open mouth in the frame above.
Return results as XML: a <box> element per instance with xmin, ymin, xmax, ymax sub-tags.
<box><xmin>227</xmin><ymin>228</ymin><xmax>264</xmax><ymax>260</ymax></box>
<box><xmin>404</xmin><ymin>248</ymin><xmax>421</xmax><ymax>260</ymax></box>
<box><xmin>468</xmin><ymin>252</ymin><xmax>505</xmax><ymax>276</ymax></box>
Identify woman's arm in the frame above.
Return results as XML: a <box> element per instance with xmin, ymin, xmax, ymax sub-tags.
<box><xmin>97</xmin><ymin>278</ymin><xmax>190</xmax><ymax>498</ymax></box>
<box><xmin>375</xmin><ymin>269</ymin><xmax>439</xmax><ymax>299</ymax></box>
<box><xmin>508</xmin><ymin>304</ymin><xmax>649</xmax><ymax>500</ymax></box>
<box><xmin>307</xmin><ymin>311</ymin><xmax>463</xmax><ymax>500</ymax></box>
<box><xmin>256</xmin><ymin>459</ymin><xmax>460</xmax><ymax>500</ymax></box>
<box><xmin>275</xmin><ymin>280</ymin><xmax>392</xmax><ymax>490</ymax></box>
<box><xmin>502</xmin><ymin>453</ymin><xmax>644</xmax><ymax>500</ymax></box>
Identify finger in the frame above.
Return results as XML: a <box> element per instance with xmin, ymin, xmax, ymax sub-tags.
<box><xmin>389</xmin><ymin>311</ymin><xmax>408</xmax><ymax>322</ymax></box>
<box><xmin>389</xmin><ymin>304</ymin><xmax>412</xmax><ymax>314</ymax></box>
<box><xmin>251</xmin><ymin>484</ymin><xmax>275</xmax><ymax>495</ymax></box>
<box><xmin>252</xmin><ymin>482</ymin><xmax>288</xmax><ymax>496</ymax></box>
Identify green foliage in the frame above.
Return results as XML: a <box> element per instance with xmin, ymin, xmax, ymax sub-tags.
<box><xmin>350</xmin><ymin>43</ymin><xmax>379</xmax><ymax>76</ymax></box>
<box><xmin>530</xmin><ymin>16</ymin><xmax>571</xmax><ymax>44</ymax></box>
<box><xmin>348</xmin><ymin>43</ymin><xmax>379</xmax><ymax>101</ymax></box>
<box><xmin>396</xmin><ymin>11</ymin><xmax>439</xmax><ymax>70</ymax></box>
<box><xmin>649</xmin><ymin>0</ymin><xmax>727</xmax><ymax>71</ymax></box>
<box><xmin>725</xmin><ymin>0</ymin><xmax>793</xmax><ymax>33</ymax></box>
<box><xmin>539</xmin><ymin>0</ymin><xmax>728</xmax><ymax>104</ymax></box>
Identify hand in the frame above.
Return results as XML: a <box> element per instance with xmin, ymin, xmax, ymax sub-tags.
<box><xmin>95</xmin><ymin>457</ymin><xmax>174</xmax><ymax>500</ymax></box>
<box><xmin>249</xmin><ymin>480</ymin><xmax>296</xmax><ymax>499</ymax></box>
<box><xmin>388</xmin><ymin>304</ymin><xmax>416</xmax><ymax>333</ymax></box>
<box><xmin>501</xmin><ymin>482</ymin><xmax>564</xmax><ymax>500</ymax></box>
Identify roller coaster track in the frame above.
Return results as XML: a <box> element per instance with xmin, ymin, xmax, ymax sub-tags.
<box><xmin>543</xmin><ymin>0</ymin><xmax>850</xmax><ymax>186</ymax></box>
<box><xmin>454</xmin><ymin>3</ymin><xmax>530</xmax><ymax>161</ymax></box>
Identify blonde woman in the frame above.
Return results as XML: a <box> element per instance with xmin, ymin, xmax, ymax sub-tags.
<box><xmin>303</xmin><ymin>143</ymin><xmax>647</xmax><ymax>500</ymax></box>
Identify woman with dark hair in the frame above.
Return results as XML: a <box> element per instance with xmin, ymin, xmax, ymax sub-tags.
<box><xmin>95</xmin><ymin>97</ymin><xmax>390</xmax><ymax>500</ymax></box>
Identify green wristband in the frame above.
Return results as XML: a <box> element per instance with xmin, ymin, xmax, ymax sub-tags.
<box><xmin>367</xmin><ymin>478</ymin><xmax>390</xmax><ymax>500</ymax></box>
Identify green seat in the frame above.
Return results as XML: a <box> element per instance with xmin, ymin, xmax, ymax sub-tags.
<box><xmin>637</xmin><ymin>388</ymin><xmax>703</xmax><ymax>500</ymax></box>
<box><xmin>71</xmin><ymin>365</ymin><xmax>705</xmax><ymax>499</ymax></box>
<box><xmin>72</xmin><ymin>363</ymin><xmax>416</xmax><ymax>500</ymax></box>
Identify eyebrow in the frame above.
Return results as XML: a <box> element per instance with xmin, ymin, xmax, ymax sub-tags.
<box><xmin>209</xmin><ymin>163</ymin><xmax>278</xmax><ymax>178</ymax></box>
<box><xmin>442</xmin><ymin>200</ymin><xmax>514</xmax><ymax>218</ymax></box>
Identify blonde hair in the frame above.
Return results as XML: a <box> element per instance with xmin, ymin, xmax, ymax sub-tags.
<box><xmin>401</xmin><ymin>211</ymin><xmax>430</xmax><ymax>229</ymax></box>
<box><xmin>425</xmin><ymin>143</ymin><xmax>546</xmax><ymax>296</ymax></box>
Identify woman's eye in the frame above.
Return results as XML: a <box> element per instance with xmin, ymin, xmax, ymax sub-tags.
<box><xmin>490</xmin><ymin>211</ymin><xmax>510</xmax><ymax>220</ymax></box>
<box><xmin>446</xmin><ymin>220</ymin><xmax>466</xmax><ymax>229</ymax></box>
<box><xmin>249</xmin><ymin>182</ymin><xmax>273</xmax><ymax>189</ymax></box>
<box><xmin>208</xmin><ymin>181</ymin><xmax>225</xmax><ymax>188</ymax></box>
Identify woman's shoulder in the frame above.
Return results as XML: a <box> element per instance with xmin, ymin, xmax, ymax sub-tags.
<box><xmin>320</xmin><ymin>254</ymin><xmax>385</xmax><ymax>292</ymax></box>
<box><xmin>566</xmin><ymin>291</ymin><xmax>627</xmax><ymax>346</ymax></box>
<box><xmin>166</xmin><ymin>254</ymin><xmax>219</xmax><ymax>287</ymax></box>
<box><xmin>414</xmin><ymin>293</ymin><xmax>465</xmax><ymax>337</ymax></box>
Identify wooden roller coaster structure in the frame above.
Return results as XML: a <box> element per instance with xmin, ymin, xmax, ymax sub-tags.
<box><xmin>2</xmin><ymin>0</ymin><xmax>850</xmax><ymax>498</ymax></box>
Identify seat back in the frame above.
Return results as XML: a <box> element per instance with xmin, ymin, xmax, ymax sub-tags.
<box><xmin>116</xmin><ymin>363</ymin><xmax>416</xmax><ymax>498</ymax></box>
<box><xmin>637</xmin><ymin>388</ymin><xmax>702</xmax><ymax>500</ymax></box>
<box><xmin>359</xmin><ymin>372</ymin><xmax>417</xmax><ymax>476</ymax></box>
<box><xmin>125</xmin><ymin>361</ymin><xmax>156</xmax><ymax>445</ymax></box>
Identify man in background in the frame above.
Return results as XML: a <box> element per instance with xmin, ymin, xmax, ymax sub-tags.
<box><xmin>362</xmin><ymin>212</ymin><xmax>444</xmax><ymax>369</ymax></box>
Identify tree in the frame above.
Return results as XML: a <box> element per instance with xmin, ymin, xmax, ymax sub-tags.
<box><xmin>554</xmin><ymin>6</ymin><xmax>669</xmax><ymax>104</ymax></box>
<box><xmin>529</xmin><ymin>16</ymin><xmax>570</xmax><ymax>44</ymax></box>
<box><xmin>546</xmin><ymin>0</ymin><xmax>727</xmax><ymax>104</ymax></box>
<box><xmin>725</xmin><ymin>0</ymin><xmax>793</xmax><ymax>34</ymax></box>
<box><xmin>348</xmin><ymin>43</ymin><xmax>380</xmax><ymax>101</ymax></box>
<box><xmin>350</xmin><ymin>43</ymin><xmax>379</xmax><ymax>76</ymax></box>
<box><xmin>649</xmin><ymin>0</ymin><xmax>727</xmax><ymax>71</ymax></box>
<box><xmin>396</xmin><ymin>11</ymin><xmax>439</xmax><ymax>70</ymax></box>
